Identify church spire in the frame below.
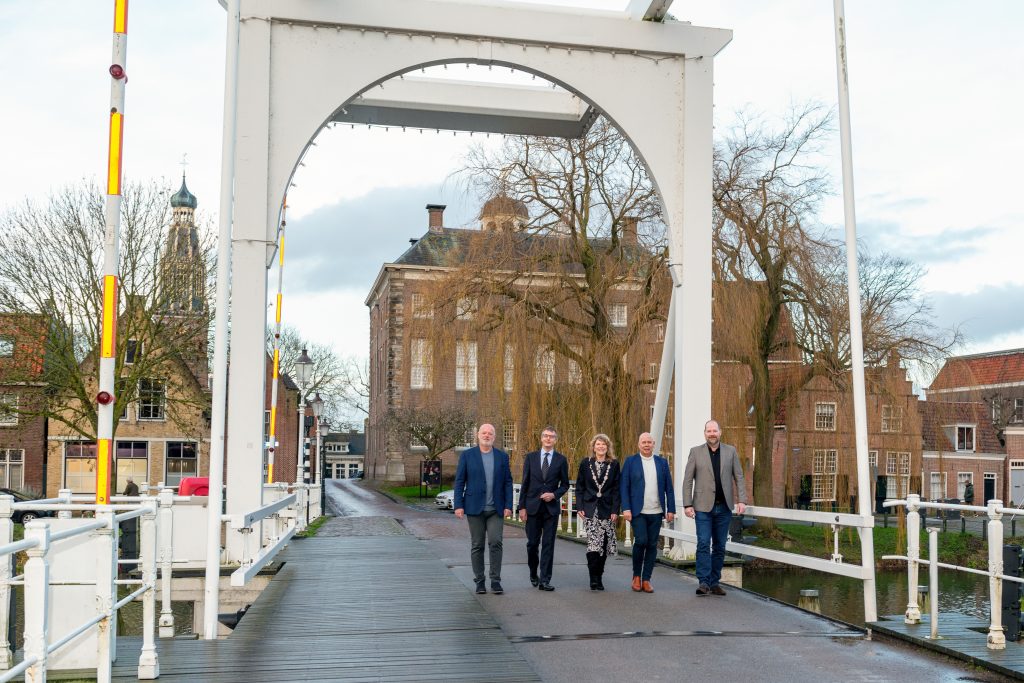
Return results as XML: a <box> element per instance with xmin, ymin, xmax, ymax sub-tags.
<box><xmin>159</xmin><ymin>172</ymin><xmax>205</xmax><ymax>315</ymax></box>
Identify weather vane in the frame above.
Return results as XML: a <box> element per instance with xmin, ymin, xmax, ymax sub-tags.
<box><xmin>179</xmin><ymin>153</ymin><xmax>189</xmax><ymax>177</ymax></box>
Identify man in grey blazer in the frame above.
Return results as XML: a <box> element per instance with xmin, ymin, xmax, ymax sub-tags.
<box><xmin>682</xmin><ymin>419</ymin><xmax>747</xmax><ymax>596</ymax></box>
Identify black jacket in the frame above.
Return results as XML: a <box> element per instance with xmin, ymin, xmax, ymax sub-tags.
<box><xmin>517</xmin><ymin>450</ymin><xmax>571</xmax><ymax>516</ymax></box>
<box><xmin>575</xmin><ymin>457</ymin><xmax>621</xmax><ymax>520</ymax></box>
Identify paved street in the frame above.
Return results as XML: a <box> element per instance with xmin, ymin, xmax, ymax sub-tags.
<box><xmin>326</xmin><ymin>479</ymin><xmax>1010</xmax><ymax>682</ymax></box>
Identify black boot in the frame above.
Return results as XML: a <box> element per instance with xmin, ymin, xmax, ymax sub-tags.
<box><xmin>586</xmin><ymin>552</ymin><xmax>600</xmax><ymax>590</ymax></box>
<box><xmin>595</xmin><ymin>553</ymin><xmax>607</xmax><ymax>590</ymax></box>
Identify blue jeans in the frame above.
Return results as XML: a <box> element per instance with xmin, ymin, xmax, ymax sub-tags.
<box><xmin>695</xmin><ymin>502</ymin><xmax>732</xmax><ymax>587</ymax></box>
<box><xmin>631</xmin><ymin>513</ymin><xmax>663</xmax><ymax>581</ymax></box>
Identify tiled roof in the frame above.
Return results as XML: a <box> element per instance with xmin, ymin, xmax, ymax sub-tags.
<box><xmin>919</xmin><ymin>400</ymin><xmax>1004</xmax><ymax>453</ymax></box>
<box><xmin>929</xmin><ymin>348</ymin><xmax>1024</xmax><ymax>390</ymax></box>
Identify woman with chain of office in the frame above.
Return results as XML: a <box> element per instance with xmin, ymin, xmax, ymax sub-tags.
<box><xmin>575</xmin><ymin>433</ymin><xmax>621</xmax><ymax>590</ymax></box>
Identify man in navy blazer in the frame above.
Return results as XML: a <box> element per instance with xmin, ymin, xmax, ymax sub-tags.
<box><xmin>454</xmin><ymin>423</ymin><xmax>513</xmax><ymax>595</ymax></box>
<box><xmin>620</xmin><ymin>432</ymin><xmax>675</xmax><ymax>593</ymax></box>
<box><xmin>517</xmin><ymin>426</ymin><xmax>571</xmax><ymax>591</ymax></box>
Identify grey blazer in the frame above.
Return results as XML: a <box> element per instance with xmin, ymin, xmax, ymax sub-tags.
<box><xmin>681</xmin><ymin>443</ymin><xmax>748</xmax><ymax>513</ymax></box>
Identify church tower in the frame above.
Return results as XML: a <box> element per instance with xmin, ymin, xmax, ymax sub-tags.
<box><xmin>159</xmin><ymin>175</ymin><xmax>206</xmax><ymax>315</ymax></box>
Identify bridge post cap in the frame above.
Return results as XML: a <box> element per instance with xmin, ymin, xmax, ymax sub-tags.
<box><xmin>799</xmin><ymin>589</ymin><xmax>819</xmax><ymax>597</ymax></box>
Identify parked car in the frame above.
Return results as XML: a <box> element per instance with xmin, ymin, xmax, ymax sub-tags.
<box><xmin>0</xmin><ymin>488</ymin><xmax>54</xmax><ymax>524</ymax></box>
<box><xmin>435</xmin><ymin>489</ymin><xmax>454</xmax><ymax>511</ymax></box>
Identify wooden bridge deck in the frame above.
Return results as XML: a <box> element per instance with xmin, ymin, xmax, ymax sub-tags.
<box><xmin>112</xmin><ymin>535</ymin><xmax>540</xmax><ymax>682</ymax></box>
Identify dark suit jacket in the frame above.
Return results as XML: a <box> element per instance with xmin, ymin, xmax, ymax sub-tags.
<box><xmin>454</xmin><ymin>446</ymin><xmax>513</xmax><ymax>515</ymax></box>
<box><xmin>620</xmin><ymin>453</ymin><xmax>675</xmax><ymax>518</ymax></box>
<box><xmin>681</xmin><ymin>442</ymin><xmax>747</xmax><ymax>513</ymax></box>
<box><xmin>517</xmin><ymin>449</ymin><xmax>571</xmax><ymax>516</ymax></box>
<box><xmin>575</xmin><ymin>458</ymin><xmax>621</xmax><ymax>519</ymax></box>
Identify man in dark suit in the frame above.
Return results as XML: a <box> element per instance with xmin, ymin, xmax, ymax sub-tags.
<box><xmin>454</xmin><ymin>423</ymin><xmax>514</xmax><ymax>595</ymax></box>
<box><xmin>683</xmin><ymin>419</ymin><xmax>747</xmax><ymax>597</ymax></box>
<box><xmin>620</xmin><ymin>432</ymin><xmax>675</xmax><ymax>593</ymax></box>
<box><xmin>517</xmin><ymin>426</ymin><xmax>571</xmax><ymax>591</ymax></box>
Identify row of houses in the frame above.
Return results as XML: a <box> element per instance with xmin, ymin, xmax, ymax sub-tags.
<box><xmin>0</xmin><ymin>178</ymin><xmax>363</xmax><ymax>500</ymax></box>
<box><xmin>363</xmin><ymin>202</ymin><xmax>1024</xmax><ymax>509</ymax></box>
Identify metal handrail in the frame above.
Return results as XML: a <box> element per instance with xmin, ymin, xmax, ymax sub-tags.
<box><xmin>231</xmin><ymin>492</ymin><xmax>297</xmax><ymax>530</ymax></box>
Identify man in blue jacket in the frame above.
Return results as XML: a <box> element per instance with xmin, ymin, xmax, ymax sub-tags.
<box><xmin>454</xmin><ymin>423</ymin><xmax>514</xmax><ymax>595</ymax></box>
<box><xmin>620</xmin><ymin>432</ymin><xmax>675</xmax><ymax>593</ymax></box>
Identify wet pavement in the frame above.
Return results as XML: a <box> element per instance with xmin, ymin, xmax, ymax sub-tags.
<box><xmin>324</xmin><ymin>479</ymin><xmax>1011</xmax><ymax>682</ymax></box>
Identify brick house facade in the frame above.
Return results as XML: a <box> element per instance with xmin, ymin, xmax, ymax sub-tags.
<box><xmin>920</xmin><ymin>400</ymin><xmax>1006</xmax><ymax>504</ymax></box>
<box><xmin>0</xmin><ymin>314</ymin><xmax>51</xmax><ymax>493</ymax></box>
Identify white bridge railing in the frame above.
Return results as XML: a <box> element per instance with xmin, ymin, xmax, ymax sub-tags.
<box><xmin>0</xmin><ymin>482</ymin><xmax>318</xmax><ymax>682</ymax></box>
<box><xmin>882</xmin><ymin>494</ymin><xmax>1018</xmax><ymax>650</ymax></box>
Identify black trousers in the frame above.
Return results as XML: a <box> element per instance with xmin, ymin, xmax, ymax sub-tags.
<box><xmin>525</xmin><ymin>505</ymin><xmax>557</xmax><ymax>584</ymax></box>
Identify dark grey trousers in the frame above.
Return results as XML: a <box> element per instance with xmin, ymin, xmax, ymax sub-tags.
<box><xmin>467</xmin><ymin>509</ymin><xmax>504</xmax><ymax>583</ymax></box>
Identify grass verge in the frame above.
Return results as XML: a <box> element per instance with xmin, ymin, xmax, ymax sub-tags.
<box><xmin>296</xmin><ymin>515</ymin><xmax>330</xmax><ymax>538</ymax></box>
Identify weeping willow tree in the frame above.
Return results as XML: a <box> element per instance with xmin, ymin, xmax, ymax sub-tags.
<box><xmin>414</xmin><ymin>118</ymin><xmax>669</xmax><ymax>472</ymax></box>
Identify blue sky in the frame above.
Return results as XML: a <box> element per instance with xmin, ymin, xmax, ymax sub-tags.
<box><xmin>1</xmin><ymin>1</ymin><xmax>1021</xmax><ymax>366</ymax></box>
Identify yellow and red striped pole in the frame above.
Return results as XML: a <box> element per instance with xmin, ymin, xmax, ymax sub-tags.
<box><xmin>266</xmin><ymin>201</ymin><xmax>287</xmax><ymax>483</ymax></box>
<box><xmin>97</xmin><ymin>0</ymin><xmax>130</xmax><ymax>504</ymax></box>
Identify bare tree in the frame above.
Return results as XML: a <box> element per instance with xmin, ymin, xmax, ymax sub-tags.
<box><xmin>269</xmin><ymin>326</ymin><xmax>367</xmax><ymax>424</ymax></box>
<box><xmin>0</xmin><ymin>181</ymin><xmax>213</xmax><ymax>439</ymax></box>
<box><xmin>386</xmin><ymin>405</ymin><xmax>475</xmax><ymax>462</ymax></box>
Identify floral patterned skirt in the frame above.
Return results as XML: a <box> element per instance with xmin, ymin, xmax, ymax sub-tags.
<box><xmin>584</xmin><ymin>517</ymin><xmax>617</xmax><ymax>556</ymax></box>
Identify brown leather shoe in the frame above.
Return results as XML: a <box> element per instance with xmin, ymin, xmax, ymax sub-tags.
<box><xmin>710</xmin><ymin>584</ymin><xmax>726</xmax><ymax>596</ymax></box>
<box><xmin>631</xmin><ymin>576</ymin><xmax>642</xmax><ymax>592</ymax></box>
<box><xmin>642</xmin><ymin>580</ymin><xmax>654</xmax><ymax>593</ymax></box>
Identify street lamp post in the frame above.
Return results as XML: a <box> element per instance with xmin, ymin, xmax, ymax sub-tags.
<box><xmin>318</xmin><ymin>417</ymin><xmax>330</xmax><ymax>518</ymax></box>
<box><xmin>311</xmin><ymin>392</ymin><xmax>325</xmax><ymax>523</ymax></box>
<box><xmin>294</xmin><ymin>348</ymin><xmax>313</xmax><ymax>487</ymax></box>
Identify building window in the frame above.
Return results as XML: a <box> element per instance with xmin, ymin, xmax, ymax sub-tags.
<box><xmin>881</xmin><ymin>405</ymin><xmax>903</xmax><ymax>433</ymax></box>
<box><xmin>0</xmin><ymin>449</ymin><xmax>24</xmax><ymax>489</ymax></box>
<box><xmin>955</xmin><ymin>425</ymin><xmax>975</xmax><ymax>452</ymax></box>
<box><xmin>1015</xmin><ymin>398</ymin><xmax>1024</xmax><ymax>423</ymax></box>
<box><xmin>656</xmin><ymin>322</ymin><xmax>665</xmax><ymax>342</ymax></box>
<box><xmin>648</xmin><ymin>362</ymin><xmax>659</xmax><ymax>381</ymax></box>
<box><xmin>868</xmin><ymin>450</ymin><xmax>878</xmax><ymax>468</ymax></box>
<box><xmin>410</xmin><ymin>338</ymin><xmax>432</xmax><ymax>389</ymax></box>
<box><xmin>814</xmin><ymin>402</ymin><xmax>836</xmax><ymax>431</ymax></box>
<box><xmin>886</xmin><ymin>452</ymin><xmax>911</xmax><ymax>499</ymax></box>
<box><xmin>456</xmin><ymin>297</ymin><xmax>477</xmax><ymax>321</ymax></box>
<box><xmin>568</xmin><ymin>345</ymin><xmax>583</xmax><ymax>385</ymax></box>
<box><xmin>0</xmin><ymin>336</ymin><xmax>13</xmax><ymax>357</ymax></box>
<box><xmin>504</xmin><ymin>344</ymin><xmax>515</xmax><ymax>393</ymax></box>
<box><xmin>0</xmin><ymin>393</ymin><xmax>18</xmax><ymax>427</ymax></box>
<box><xmin>137</xmin><ymin>379</ymin><xmax>166</xmax><ymax>421</ymax></box>
<box><xmin>929</xmin><ymin>472</ymin><xmax>947</xmax><ymax>501</ymax></box>
<box><xmin>503</xmin><ymin>422</ymin><xmax>517</xmax><ymax>452</ymax></box>
<box><xmin>462</xmin><ymin>427</ymin><xmax>476</xmax><ymax>449</ymax></box>
<box><xmin>534</xmin><ymin>347</ymin><xmax>554</xmax><ymax>388</ymax></box>
<box><xmin>64</xmin><ymin>441</ymin><xmax>98</xmax><ymax>494</ymax></box>
<box><xmin>812</xmin><ymin>449</ymin><xmax>837</xmax><ymax>502</ymax></box>
<box><xmin>411</xmin><ymin>293</ymin><xmax>433</xmax><ymax>319</ymax></box>
<box><xmin>609</xmin><ymin>304</ymin><xmax>627</xmax><ymax>328</ymax></box>
<box><xmin>115</xmin><ymin>441</ymin><xmax>148</xmax><ymax>492</ymax></box>
<box><xmin>165</xmin><ymin>442</ymin><xmax>198</xmax><ymax>487</ymax></box>
<box><xmin>992</xmin><ymin>400</ymin><xmax>1003</xmax><ymax>423</ymax></box>
<box><xmin>456</xmin><ymin>341</ymin><xmax>478</xmax><ymax>391</ymax></box>
<box><xmin>124</xmin><ymin>339</ymin><xmax>142</xmax><ymax>365</ymax></box>
<box><xmin>956</xmin><ymin>472</ymin><xmax>973</xmax><ymax>501</ymax></box>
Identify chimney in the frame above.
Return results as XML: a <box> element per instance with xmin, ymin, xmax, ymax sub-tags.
<box><xmin>621</xmin><ymin>215</ymin><xmax>639</xmax><ymax>244</ymax></box>
<box><xmin>426</xmin><ymin>204</ymin><xmax>446</xmax><ymax>233</ymax></box>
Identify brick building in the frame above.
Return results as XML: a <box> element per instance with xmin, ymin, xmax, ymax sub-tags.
<box><xmin>926</xmin><ymin>348</ymin><xmax>1024</xmax><ymax>435</ymax></box>
<box><xmin>365</xmin><ymin>200</ymin><xmax>666</xmax><ymax>484</ymax></box>
<box><xmin>0</xmin><ymin>314</ymin><xmax>52</xmax><ymax>494</ymax></box>
<box><xmin>323</xmin><ymin>428</ymin><xmax>365</xmax><ymax>479</ymax></box>
<box><xmin>919</xmin><ymin>400</ymin><xmax>1005</xmax><ymax>505</ymax></box>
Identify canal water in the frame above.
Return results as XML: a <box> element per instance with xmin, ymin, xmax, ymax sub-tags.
<box><xmin>743</xmin><ymin>567</ymin><xmax>991</xmax><ymax>624</ymax></box>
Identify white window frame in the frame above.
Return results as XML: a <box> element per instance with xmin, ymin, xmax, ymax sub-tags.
<box><xmin>656</xmin><ymin>322</ymin><xmax>665</xmax><ymax>342</ymax></box>
<box><xmin>0</xmin><ymin>336</ymin><xmax>13</xmax><ymax>358</ymax></box>
<box><xmin>1015</xmin><ymin>398</ymin><xmax>1024</xmax><ymax>423</ymax></box>
<box><xmin>137</xmin><ymin>379</ymin><xmax>166</xmax><ymax>421</ymax></box>
<box><xmin>609</xmin><ymin>303</ymin><xmax>627</xmax><ymax>328</ymax></box>
<box><xmin>929</xmin><ymin>472</ymin><xmax>947</xmax><ymax>501</ymax></box>
<box><xmin>0</xmin><ymin>448</ymin><xmax>24</xmax><ymax>489</ymax></box>
<box><xmin>410</xmin><ymin>338</ymin><xmax>433</xmax><ymax>390</ymax></box>
<box><xmin>956</xmin><ymin>471</ymin><xmax>973</xmax><ymax>501</ymax></box>
<box><xmin>64</xmin><ymin>440</ymin><xmax>98</xmax><ymax>494</ymax></box>
<box><xmin>955</xmin><ymin>424</ymin><xmax>976</xmax><ymax>452</ymax></box>
<box><xmin>886</xmin><ymin>451</ymin><xmax>911</xmax><ymax>499</ymax></box>
<box><xmin>411</xmin><ymin>293</ymin><xmax>433</xmax><ymax>319</ymax></box>
<box><xmin>0</xmin><ymin>393</ymin><xmax>18</xmax><ymax>427</ymax></box>
<box><xmin>535</xmin><ymin>347</ymin><xmax>554</xmax><ymax>388</ymax></box>
<box><xmin>993</xmin><ymin>400</ymin><xmax>1003</xmax><ymax>423</ymax></box>
<box><xmin>881</xmin><ymin>405</ymin><xmax>903</xmax><ymax>433</ymax></box>
<box><xmin>455</xmin><ymin>340</ymin><xmax>478</xmax><ymax>392</ymax></box>
<box><xmin>115</xmin><ymin>440</ymin><xmax>149</xmax><ymax>492</ymax></box>
<box><xmin>461</xmin><ymin>427</ymin><xmax>476</xmax><ymax>449</ymax></box>
<box><xmin>814</xmin><ymin>402</ymin><xmax>837</xmax><ymax>431</ymax></box>
<box><xmin>568</xmin><ymin>345</ymin><xmax>583</xmax><ymax>385</ymax></box>
<box><xmin>504</xmin><ymin>344</ymin><xmax>515</xmax><ymax>393</ymax></box>
<box><xmin>868</xmin><ymin>450</ymin><xmax>878</xmax><ymax>469</ymax></box>
<box><xmin>503</xmin><ymin>422</ymin><xmax>516</xmax><ymax>452</ymax></box>
<box><xmin>164</xmin><ymin>441</ymin><xmax>199</xmax><ymax>487</ymax></box>
<box><xmin>124</xmin><ymin>338</ymin><xmax>142</xmax><ymax>365</ymax></box>
<box><xmin>456</xmin><ymin>296</ymin><xmax>477</xmax><ymax>321</ymax></box>
<box><xmin>811</xmin><ymin>449</ymin><xmax>838</xmax><ymax>502</ymax></box>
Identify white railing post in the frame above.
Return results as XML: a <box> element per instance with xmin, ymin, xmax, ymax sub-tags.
<box><xmin>158</xmin><ymin>488</ymin><xmax>175</xmax><ymax>638</ymax></box>
<box><xmin>295</xmin><ymin>487</ymin><xmax>307</xmax><ymax>534</ymax></box>
<box><xmin>23</xmin><ymin>521</ymin><xmax>50</xmax><ymax>683</ymax></box>
<box><xmin>137</xmin><ymin>498</ymin><xmax>160</xmax><ymax>679</ymax></box>
<box><xmin>905</xmin><ymin>494</ymin><xmax>922</xmax><ymax>624</ymax></box>
<box><xmin>57</xmin><ymin>489</ymin><xmax>73</xmax><ymax>519</ymax></box>
<box><xmin>565</xmin><ymin>485</ymin><xmax>574</xmax><ymax>534</ymax></box>
<box><xmin>0</xmin><ymin>495</ymin><xmax>13</xmax><ymax>669</ymax></box>
<box><xmin>624</xmin><ymin>519</ymin><xmax>633</xmax><ymax>548</ymax></box>
<box><xmin>927</xmin><ymin>527</ymin><xmax>939</xmax><ymax>640</ymax></box>
<box><xmin>95</xmin><ymin>508</ymin><xmax>117</xmax><ymax>683</ymax></box>
<box><xmin>987</xmin><ymin>499</ymin><xmax>1006</xmax><ymax>650</ymax></box>
<box><xmin>576</xmin><ymin>485</ymin><xmax>587</xmax><ymax>539</ymax></box>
